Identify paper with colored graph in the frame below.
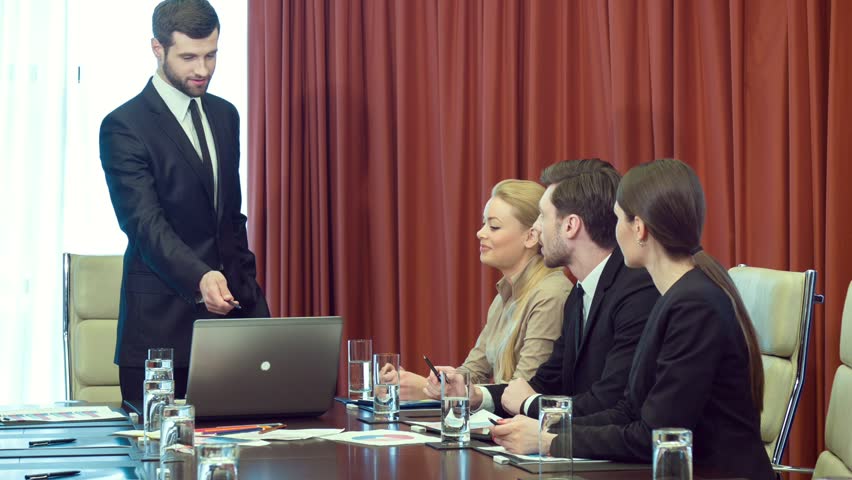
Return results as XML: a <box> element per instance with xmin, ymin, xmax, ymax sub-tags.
<box><xmin>324</xmin><ymin>429</ymin><xmax>437</xmax><ymax>446</ymax></box>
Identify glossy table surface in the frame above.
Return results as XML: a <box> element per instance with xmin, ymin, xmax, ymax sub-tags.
<box><xmin>0</xmin><ymin>402</ymin><xmax>750</xmax><ymax>479</ymax></box>
<box><xmin>142</xmin><ymin>402</ymin><xmax>655</xmax><ymax>480</ymax></box>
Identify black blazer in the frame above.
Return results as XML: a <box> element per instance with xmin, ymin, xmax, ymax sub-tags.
<box><xmin>486</xmin><ymin>249</ymin><xmax>658</xmax><ymax>418</ymax></box>
<box><xmin>569</xmin><ymin>268</ymin><xmax>774</xmax><ymax>480</ymax></box>
<box><xmin>100</xmin><ymin>79</ymin><xmax>269</xmax><ymax>367</ymax></box>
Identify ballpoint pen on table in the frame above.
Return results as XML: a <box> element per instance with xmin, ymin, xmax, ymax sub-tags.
<box><xmin>24</xmin><ymin>471</ymin><xmax>81</xmax><ymax>480</ymax></box>
<box><xmin>422</xmin><ymin>355</ymin><xmax>442</xmax><ymax>381</ymax></box>
<box><xmin>28</xmin><ymin>438</ymin><xmax>77</xmax><ymax>447</ymax></box>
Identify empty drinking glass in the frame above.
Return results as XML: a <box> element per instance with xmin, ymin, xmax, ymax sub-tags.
<box><xmin>160</xmin><ymin>404</ymin><xmax>195</xmax><ymax>458</ymax></box>
<box><xmin>197</xmin><ymin>442</ymin><xmax>239</xmax><ymax>480</ymax></box>
<box><xmin>144</xmin><ymin>378</ymin><xmax>175</xmax><ymax>456</ymax></box>
<box><xmin>653</xmin><ymin>428</ymin><xmax>692</xmax><ymax>480</ymax></box>
<box><xmin>146</xmin><ymin>348</ymin><xmax>174</xmax><ymax>379</ymax></box>
<box><xmin>539</xmin><ymin>396</ymin><xmax>572</xmax><ymax>460</ymax></box>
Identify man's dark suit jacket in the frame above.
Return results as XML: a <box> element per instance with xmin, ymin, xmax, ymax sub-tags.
<box><xmin>569</xmin><ymin>268</ymin><xmax>774</xmax><ymax>480</ymax></box>
<box><xmin>486</xmin><ymin>248</ymin><xmax>659</xmax><ymax>418</ymax></box>
<box><xmin>100</xmin><ymin>78</ymin><xmax>269</xmax><ymax>368</ymax></box>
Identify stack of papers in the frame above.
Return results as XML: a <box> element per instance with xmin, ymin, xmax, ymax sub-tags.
<box><xmin>0</xmin><ymin>406</ymin><xmax>126</xmax><ymax>423</ymax></box>
<box><xmin>111</xmin><ymin>427</ymin><xmax>345</xmax><ymax>447</ymax></box>
<box><xmin>406</xmin><ymin>409</ymin><xmax>502</xmax><ymax>431</ymax></box>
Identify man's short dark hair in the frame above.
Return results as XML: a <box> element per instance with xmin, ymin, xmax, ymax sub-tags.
<box><xmin>540</xmin><ymin>159</ymin><xmax>621</xmax><ymax>249</ymax></box>
<box><xmin>153</xmin><ymin>0</ymin><xmax>220</xmax><ymax>49</ymax></box>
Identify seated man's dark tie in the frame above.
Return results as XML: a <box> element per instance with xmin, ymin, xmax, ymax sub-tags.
<box><xmin>188</xmin><ymin>99</ymin><xmax>215</xmax><ymax>196</ymax></box>
<box><xmin>574</xmin><ymin>283</ymin><xmax>585</xmax><ymax>352</ymax></box>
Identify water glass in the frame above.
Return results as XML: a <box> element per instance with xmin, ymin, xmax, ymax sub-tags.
<box><xmin>539</xmin><ymin>396</ymin><xmax>572</xmax><ymax>460</ymax></box>
<box><xmin>197</xmin><ymin>442</ymin><xmax>239</xmax><ymax>480</ymax></box>
<box><xmin>653</xmin><ymin>428</ymin><xmax>692</xmax><ymax>480</ymax></box>
<box><xmin>144</xmin><ymin>379</ymin><xmax>175</xmax><ymax>439</ymax></box>
<box><xmin>149</xmin><ymin>347</ymin><xmax>174</xmax><ymax>361</ymax></box>
<box><xmin>372</xmin><ymin>353</ymin><xmax>400</xmax><ymax>418</ymax></box>
<box><xmin>347</xmin><ymin>339</ymin><xmax>373</xmax><ymax>400</ymax></box>
<box><xmin>160</xmin><ymin>404</ymin><xmax>195</xmax><ymax>458</ymax></box>
<box><xmin>440</xmin><ymin>369</ymin><xmax>471</xmax><ymax>445</ymax></box>
<box><xmin>158</xmin><ymin>456</ymin><xmax>194</xmax><ymax>480</ymax></box>
<box><xmin>146</xmin><ymin>348</ymin><xmax>174</xmax><ymax>381</ymax></box>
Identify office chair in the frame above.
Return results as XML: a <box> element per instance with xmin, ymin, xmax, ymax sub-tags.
<box><xmin>62</xmin><ymin>253</ymin><xmax>123</xmax><ymax>402</ymax></box>
<box><xmin>812</xmin><ymin>280</ymin><xmax>852</xmax><ymax>477</ymax></box>
<box><xmin>728</xmin><ymin>265</ymin><xmax>823</xmax><ymax>468</ymax></box>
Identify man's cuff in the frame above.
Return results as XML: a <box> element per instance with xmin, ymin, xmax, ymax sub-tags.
<box><xmin>522</xmin><ymin>394</ymin><xmax>543</xmax><ymax>416</ymax></box>
<box><xmin>475</xmin><ymin>386</ymin><xmax>496</xmax><ymax>413</ymax></box>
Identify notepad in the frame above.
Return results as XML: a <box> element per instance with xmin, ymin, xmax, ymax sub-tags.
<box><xmin>406</xmin><ymin>409</ymin><xmax>501</xmax><ymax>431</ymax></box>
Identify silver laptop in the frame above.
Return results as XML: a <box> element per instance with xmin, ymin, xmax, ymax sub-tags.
<box><xmin>186</xmin><ymin>316</ymin><xmax>343</xmax><ymax>418</ymax></box>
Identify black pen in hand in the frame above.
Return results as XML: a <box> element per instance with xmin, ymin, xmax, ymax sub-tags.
<box><xmin>422</xmin><ymin>355</ymin><xmax>442</xmax><ymax>382</ymax></box>
<box><xmin>226</xmin><ymin>299</ymin><xmax>242</xmax><ymax>310</ymax></box>
<box><xmin>28</xmin><ymin>438</ymin><xmax>76</xmax><ymax>448</ymax></box>
<box><xmin>24</xmin><ymin>470</ymin><xmax>81</xmax><ymax>479</ymax></box>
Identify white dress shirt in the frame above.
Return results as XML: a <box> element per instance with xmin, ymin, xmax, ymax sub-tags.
<box><xmin>477</xmin><ymin>254</ymin><xmax>613</xmax><ymax>416</ymax></box>
<box><xmin>152</xmin><ymin>72</ymin><xmax>219</xmax><ymax>208</ymax></box>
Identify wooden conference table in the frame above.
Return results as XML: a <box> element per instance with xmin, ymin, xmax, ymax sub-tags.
<box><xmin>168</xmin><ymin>402</ymin><xmax>653</xmax><ymax>480</ymax></box>
<box><xmin>1</xmin><ymin>402</ymin><xmax>744</xmax><ymax>479</ymax></box>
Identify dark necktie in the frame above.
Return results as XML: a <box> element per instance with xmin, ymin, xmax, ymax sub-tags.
<box><xmin>188</xmin><ymin>99</ymin><xmax>215</xmax><ymax>199</ymax></box>
<box><xmin>574</xmin><ymin>282</ymin><xmax>585</xmax><ymax>352</ymax></box>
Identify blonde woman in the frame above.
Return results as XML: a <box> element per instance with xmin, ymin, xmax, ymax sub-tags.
<box><xmin>398</xmin><ymin>180</ymin><xmax>571</xmax><ymax>400</ymax></box>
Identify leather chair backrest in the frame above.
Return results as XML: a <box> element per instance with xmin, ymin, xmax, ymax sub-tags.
<box><xmin>63</xmin><ymin>253</ymin><xmax>122</xmax><ymax>402</ymax></box>
<box><xmin>729</xmin><ymin>266</ymin><xmax>816</xmax><ymax>465</ymax></box>
<box><xmin>813</xmin><ymin>281</ymin><xmax>852</xmax><ymax>478</ymax></box>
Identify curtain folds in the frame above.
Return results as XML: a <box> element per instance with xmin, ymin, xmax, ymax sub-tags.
<box><xmin>248</xmin><ymin>0</ymin><xmax>852</xmax><ymax>468</ymax></box>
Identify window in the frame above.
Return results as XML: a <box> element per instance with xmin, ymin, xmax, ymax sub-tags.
<box><xmin>0</xmin><ymin>0</ymin><xmax>248</xmax><ymax>403</ymax></box>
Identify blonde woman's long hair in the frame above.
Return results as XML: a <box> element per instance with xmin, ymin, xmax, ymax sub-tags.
<box><xmin>491</xmin><ymin>179</ymin><xmax>564</xmax><ymax>382</ymax></box>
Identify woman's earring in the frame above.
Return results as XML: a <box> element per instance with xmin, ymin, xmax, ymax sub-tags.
<box><xmin>636</xmin><ymin>239</ymin><xmax>645</xmax><ymax>247</ymax></box>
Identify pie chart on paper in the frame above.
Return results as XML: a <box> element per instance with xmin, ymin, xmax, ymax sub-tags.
<box><xmin>325</xmin><ymin>429</ymin><xmax>436</xmax><ymax>446</ymax></box>
<box><xmin>351</xmin><ymin>433</ymin><xmax>416</xmax><ymax>442</ymax></box>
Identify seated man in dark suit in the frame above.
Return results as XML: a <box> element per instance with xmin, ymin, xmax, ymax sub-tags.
<box><xmin>448</xmin><ymin>159</ymin><xmax>659</xmax><ymax>419</ymax></box>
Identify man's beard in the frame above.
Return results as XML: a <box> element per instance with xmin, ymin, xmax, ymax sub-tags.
<box><xmin>542</xmin><ymin>235</ymin><xmax>570</xmax><ymax>269</ymax></box>
<box><xmin>163</xmin><ymin>58</ymin><xmax>209</xmax><ymax>97</ymax></box>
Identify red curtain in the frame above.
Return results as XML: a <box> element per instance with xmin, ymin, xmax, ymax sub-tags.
<box><xmin>247</xmin><ymin>0</ymin><xmax>852</xmax><ymax>469</ymax></box>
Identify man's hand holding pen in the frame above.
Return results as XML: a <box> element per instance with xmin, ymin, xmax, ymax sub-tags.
<box><xmin>199</xmin><ymin>270</ymin><xmax>240</xmax><ymax>315</ymax></box>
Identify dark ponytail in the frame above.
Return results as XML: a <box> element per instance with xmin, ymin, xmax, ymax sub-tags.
<box><xmin>691</xmin><ymin>250</ymin><xmax>764</xmax><ymax>411</ymax></box>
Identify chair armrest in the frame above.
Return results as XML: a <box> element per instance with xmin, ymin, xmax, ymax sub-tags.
<box><xmin>772</xmin><ymin>463</ymin><xmax>814</xmax><ymax>474</ymax></box>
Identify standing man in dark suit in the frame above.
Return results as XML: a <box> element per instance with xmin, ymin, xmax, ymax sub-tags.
<box><xmin>100</xmin><ymin>0</ymin><xmax>269</xmax><ymax>402</ymax></box>
<box><xmin>458</xmin><ymin>159</ymin><xmax>658</xmax><ymax>420</ymax></box>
